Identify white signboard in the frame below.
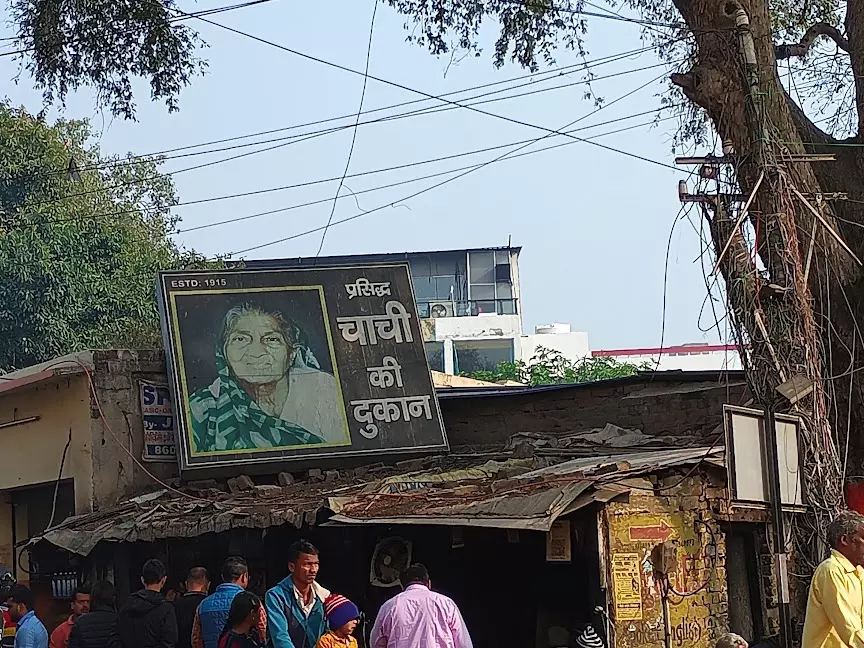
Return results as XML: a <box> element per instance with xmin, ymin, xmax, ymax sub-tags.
<box><xmin>140</xmin><ymin>381</ymin><xmax>177</xmax><ymax>462</ymax></box>
<box><xmin>724</xmin><ymin>405</ymin><xmax>804</xmax><ymax>509</ymax></box>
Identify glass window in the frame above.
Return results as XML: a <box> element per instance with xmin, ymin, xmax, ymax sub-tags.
<box><xmin>409</xmin><ymin>259</ymin><xmax>433</xmax><ymax>279</ymax></box>
<box><xmin>495</xmin><ymin>250</ymin><xmax>511</xmax><ymax>264</ymax></box>
<box><xmin>413</xmin><ymin>277</ymin><xmax>436</xmax><ymax>301</ymax></box>
<box><xmin>471</xmin><ymin>284</ymin><xmax>495</xmax><ymax>300</ymax></box>
<box><xmin>495</xmin><ymin>282</ymin><xmax>513</xmax><ymax>299</ymax></box>
<box><xmin>454</xmin><ymin>339</ymin><xmax>514</xmax><ymax>374</ymax></box>
<box><xmin>498</xmin><ymin>299</ymin><xmax>517</xmax><ymax>315</ymax></box>
<box><xmin>469</xmin><ymin>251</ymin><xmax>495</xmax><ymax>284</ymax></box>
<box><xmin>424</xmin><ymin>342</ymin><xmax>445</xmax><ymax>372</ymax></box>
<box><xmin>434</xmin><ymin>276</ymin><xmax>456</xmax><ymax>300</ymax></box>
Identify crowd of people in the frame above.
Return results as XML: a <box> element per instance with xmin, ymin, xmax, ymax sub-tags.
<box><xmin>0</xmin><ymin>540</ymin><xmax>473</xmax><ymax>648</ymax></box>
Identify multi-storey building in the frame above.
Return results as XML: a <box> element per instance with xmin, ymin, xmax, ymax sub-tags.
<box><xmin>245</xmin><ymin>246</ymin><xmax>531</xmax><ymax>375</ymax></box>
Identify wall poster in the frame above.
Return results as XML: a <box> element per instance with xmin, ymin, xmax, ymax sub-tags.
<box><xmin>157</xmin><ymin>265</ymin><xmax>449</xmax><ymax>470</ymax></box>
<box><xmin>140</xmin><ymin>381</ymin><xmax>177</xmax><ymax>462</ymax></box>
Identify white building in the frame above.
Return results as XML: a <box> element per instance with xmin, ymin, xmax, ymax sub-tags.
<box><xmin>591</xmin><ymin>343</ymin><xmax>743</xmax><ymax>371</ymax></box>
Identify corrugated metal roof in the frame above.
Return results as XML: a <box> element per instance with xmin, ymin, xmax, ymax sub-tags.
<box><xmin>328</xmin><ymin>446</ymin><xmax>724</xmax><ymax>530</ymax></box>
<box><xmin>26</xmin><ymin>447</ymin><xmax>725</xmax><ymax>555</ymax></box>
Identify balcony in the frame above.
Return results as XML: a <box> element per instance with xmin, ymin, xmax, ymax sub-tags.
<box><xmin>416</xmin><ymin>298</ymin><xmax>519</xmax><ymax>318</ymax></box>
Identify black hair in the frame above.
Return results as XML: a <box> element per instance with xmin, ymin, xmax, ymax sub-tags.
<box><xmin>287</xmin><ymin>540</ymin><xmax>318</xmax><ymax>564</ymax></box>
<box><xmin>221</xmin><ymin>558</ymin><xmax>248</xmax><ymax>583</ymax></box>
<box><xmin>400</xmin><ymin>564</ymin><xmax>430</xmax><ymax>588</ymax></box>
<box><xmin>187</xmin><ymin>567</ymin><xmax>210</xmax><ymax>585</ymax></box>
<box><xmin>221</xmin><ymin>591</ymin><xmax>261</xmax><ymax>636</ymax></box>
<box><xmin>89</xmin><ymin>581</ymin><xmax>117</xmax><ymax>610</ymax></box>
<box><xmin>73</xmin><ymin>585</ymin><xmax>91</xmax><ymax>600</ymax></box>
<box><xmin>142</xmin><ymin>559</ymin><xmax>167</xmax><ymax>586</ymax></box>
<box><xmin>6</xmin><ymin>585</ymin><xmax>34</xmax><ymax>610</ymax></box>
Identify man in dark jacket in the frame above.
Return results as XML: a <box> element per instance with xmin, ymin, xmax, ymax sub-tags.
<box><xmin>117</xmin><ymin>560</ymin><xmax>177</xmax><ymax>648</ymax></box>
<box><xmin>174</xmin><ymin>569</ymin><xmax>208</xmax><ymax>648</ymax></box>
<box><xmin>69</xmin><ymin>581</ymin><xmax>119</xmax><ymax>648</ymax></box>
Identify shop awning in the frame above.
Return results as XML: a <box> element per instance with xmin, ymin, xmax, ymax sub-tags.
<box><xmin>327</xmin><ymin>446</ymin><xmax>724</xmax><ymax>530</ymax></box>
<box><xmin>25</xmin><ymin>447</ymin><xmax>723</xmax><ymax>555</ymax></box>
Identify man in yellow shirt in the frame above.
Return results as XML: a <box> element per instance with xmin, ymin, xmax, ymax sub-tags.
<box><xmin>802</xmin><ymin>511</ymin><xmax>864</xmax><ymax>648</ymax></box>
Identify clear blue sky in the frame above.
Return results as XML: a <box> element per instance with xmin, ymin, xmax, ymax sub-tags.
<box><xmin>0</xmin><ymin>0</ymin><xmax>727</xmax><ymax>349</ymax></box>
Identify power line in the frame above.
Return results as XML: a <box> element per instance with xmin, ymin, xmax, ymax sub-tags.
<box><xmin>229</xmin><ymin>114</ymin><xmax>678</xmax><ymax>256</ymax></box>
<box><xmin>315</xmin><ymin>0</ymin><xmax>378</xmax><ymax>256</ymax></box>
<box><xmin>1</xmin><ymin>44</ymin><xmax>662</xmax><ymax>186</ymax></box>
<box><xmin>227</xmin><ymin>69</ymin><xmax>674</xmax><ymax>255</ymax></box>
<box><xmin>40</xmin><ymin>98</ymin><xmax>678</xmax><ymax>229</ymax></box>
<box><xmin>21</xmin><ymin>112</ymin><xmax>675</xmax><ymax>246</ymax></box>
<box><xmin>9</xmin><ymin>57</ymin><xmax>675</xmax><ymax>210</ymax></box>
<box><xmin>186</xmin><ymin>12</ymin><xmax>682</xmax><ymax>173</ymax></box>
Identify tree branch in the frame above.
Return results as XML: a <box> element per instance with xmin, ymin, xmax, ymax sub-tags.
<box><xmin>775</xmin><ymin>22</ymin><xmax>850</xmax><ymax>59</ymax></box>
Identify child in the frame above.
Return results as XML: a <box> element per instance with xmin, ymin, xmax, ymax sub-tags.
<box><xmin>218</xmin><ymin>592</ymin><xmax>263</xmax><ymax>648</ymax></box>
<box><xmin>316</xmin><ymin>594</ymin><xmax>360</xmax><ymax>648</ymax></box>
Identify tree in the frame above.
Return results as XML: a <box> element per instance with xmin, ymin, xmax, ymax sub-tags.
<box><xmin>0</xmin><ymin>103</ymin><xmax>213</xmax><ymax>370</ymax></box>
<box><xmin>464</xmin><ymin>346</ymin><xmax>650</xmax><ymax>385</ymax></box>
<box><xmin>7</xmin><ymin>0</ymin><xmax>204</xmax><ymax>120</ymax></box>
<box><xmin>383</xmin><ymin>0</ymin><xmax>857</xmax><ymax>576</ymax></box>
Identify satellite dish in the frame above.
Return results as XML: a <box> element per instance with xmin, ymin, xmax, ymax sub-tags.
<box><xmin>370</xmin><ymin>537</ymin><xmax>412</xmax><ymax>588</ymax></box>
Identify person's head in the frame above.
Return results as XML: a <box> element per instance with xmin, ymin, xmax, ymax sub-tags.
<box><xmin>827</xmin><ymin>511</ymin><xmax>864</xmax><ymax>566</ymax></box>
<box><xmin>220</xmin><ymin>304</ymin><xmax>300</xmax><ymax>385</ymax></box>
<box><xmin>323</xmin><ymin>594</ymin><xmax>360</xmax><ymax>639</ymax></box>
<box><xmin>223</xmin><ymin>591</ymin><xmax>261</xmax><ymax>635</ymax></box>
<box><xmin>287</xmin><ymin>540</ymin><xmax>319</xmax><ymax>588</ymax></box>
<box><xmin>186</xmin><ymin>567</ymin><xmax>210</xmax><ymax>593</ymax></box>
<box><xmin>71</xmin><ymin>585</ymin><xmax>91</xmax><ymax>617</ymax></box>
<box><xmin>5</xmin><ymin>585</ymin><xmax>33</xmax><ymax>622</ymax></box>
<box><xmin>715</xmin><ymin>633</ymin><xmax>748</xmax><ymax>648</ymax></box>
<box><xmin>89</xmin><ymin>581</ymin><xmax>116</xmax><ymax>611</ymax></box>
<box><xmin>400</xmin><ymin>564</ymin><xmax>430</xmax><ymax>590</ymax></box>
<box><xmin>141</xmin><ymin>559</ymin><xmax>168</xmax><ymax>591</ymax></box>
<box><xmin>221</xmin><ymin>557</ymin><xmax>249</xmax><ymax>589</ymax></box>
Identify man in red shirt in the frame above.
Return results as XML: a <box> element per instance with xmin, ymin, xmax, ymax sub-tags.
<box><xmin>1</xmin><ymin>570</ymin><xmax>16</xmax><ymax>648</ymax></box>
<box><xmin>49</xmin><ymin>587</ymin><xmax>90</xmax><ymax>648</ymax></box>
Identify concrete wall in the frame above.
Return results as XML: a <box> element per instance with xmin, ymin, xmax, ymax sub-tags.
<box><xmin>428</xmin><ymin>314</ymin><xmax>522</xmax><ymax>341</ymax></box>
<box><xmin>89</xmin><ymin>350</ymin><xmax>179</xmax><ymax>510</ymax></box>
<box><xmin>439</xmin><ymin>378</ymin><xmax>749</xmax><ymax>450</ymax></box>
<box><xmin>0</xmin><ymin>376</ymin><xmax>93</xmax><ymax>514</ymax></box>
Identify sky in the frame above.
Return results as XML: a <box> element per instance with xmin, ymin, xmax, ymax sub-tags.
<box><xmin>0</xmin><ymin>0</ymin><xmax>730</xmax><ymax>350</ymax></box>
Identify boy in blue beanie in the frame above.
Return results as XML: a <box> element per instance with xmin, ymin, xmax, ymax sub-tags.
<box><xmin>316</xmin><ymin>595</ymin><xmax>360</xmax><ymax>648</ymax></box>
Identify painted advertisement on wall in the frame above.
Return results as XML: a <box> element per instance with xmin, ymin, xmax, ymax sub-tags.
<box><xmin>606</xmin><ymin>487</ymin><xmax>718</xmax><ymax>648</ymax></box>
<box><xmin>158</xmin><ymin>265</ymin><xmax>448</xmax><ymax>470</ymax></box>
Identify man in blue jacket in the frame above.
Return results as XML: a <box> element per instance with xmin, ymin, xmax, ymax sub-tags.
<box><xmin>266</xmin><ymin>541</ymin><xmax>330</xmax><ymax>648</ymax></box>
<box><xmin>192</xmin><ymin>558</ymin><xmax>265</xmax><ymax>648</ymax></box>
<box><xmin>5</xmin><ymin>586</ymin><xmax>47</xmax><ymax>648</ymax></box>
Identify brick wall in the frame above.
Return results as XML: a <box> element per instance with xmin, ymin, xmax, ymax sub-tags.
<box><xmin>605</xmin><ymin>472</ymin><xmax>729</xmax><ymax>648</ymax></box>
<box><xmin>440</xmin><ymin>377</ymin><xmax>750</xmax><ymax>450</ymax></box>
<box><xmin>89</xmin><ymin>350</ymin><xmax>179</xmax><ymax>509</ymax></box>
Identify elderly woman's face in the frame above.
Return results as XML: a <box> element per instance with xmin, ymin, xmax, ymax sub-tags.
<box><xmin>225</xmin><ymin>312</ymin><xmax>291</xmax><ymax>384</ymax></box>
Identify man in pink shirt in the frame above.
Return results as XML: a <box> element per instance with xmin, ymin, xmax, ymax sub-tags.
<box><xmin>369</xmin><ymin>564</ymin><xmax>472</xmax><ymax>648</ymax></box>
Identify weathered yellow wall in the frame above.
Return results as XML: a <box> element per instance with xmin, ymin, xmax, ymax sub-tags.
<box><xmin>0</xmin><ymin>375</ymin><xmax>93</xmax><ymax>512</ymax></box>
<box><xmin>606</xmin><ymin>476</ymin><xmax>727</xmax><ymax>648</ymax></box>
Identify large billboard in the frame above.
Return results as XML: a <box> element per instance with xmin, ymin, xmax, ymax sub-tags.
<box><xmin>157</xmin><ymin>265</ymin><xmax>448</xmax><ymax>470</ymax></box>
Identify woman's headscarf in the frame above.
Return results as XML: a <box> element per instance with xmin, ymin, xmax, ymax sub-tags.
<box><xmin>189</xmin><ymin>308</ymin><xmax>326</xmax><ymax>452</ymax></box>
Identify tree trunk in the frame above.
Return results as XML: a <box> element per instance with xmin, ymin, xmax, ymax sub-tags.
<box><xmin>670</xmin><ymin>0</ymin><xmax>860</xmax><ymax>568</ymax></box>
